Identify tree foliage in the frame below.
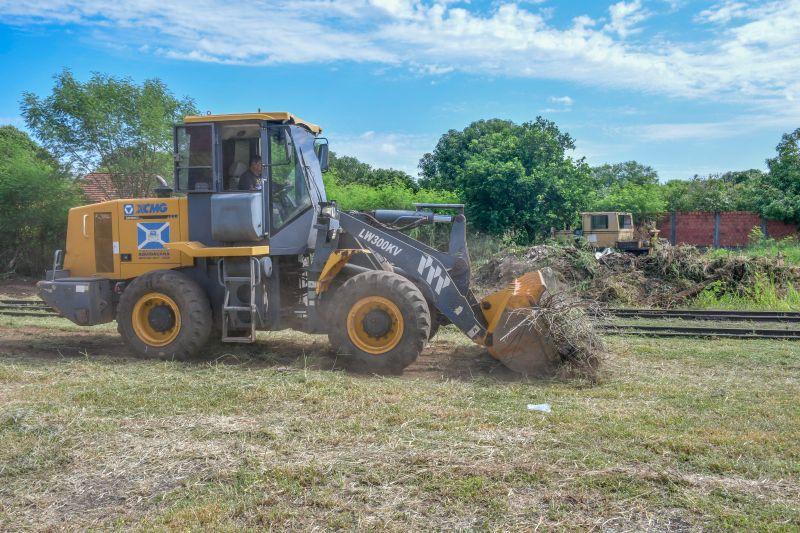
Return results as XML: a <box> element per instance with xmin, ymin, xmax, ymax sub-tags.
<box><xmin>323</xmin><ymin>167</ymin><xmax>457</xmax><ymax>212</ymax></box>
<box><xmin>590</xmin><ymin>183</ymin><xmax>667</xmax><ymax>223</ymax></box>
<box><xmin>592</xmin><ymin>161</ymin><xmax>659</xmax><ymax>189</ymax></box>
<box><xmin>21</xmin><ymin>69</ymin><xmax>197</xmax><ymax>197</ymax></box>
<box><xmin>328</xmin><ymin>152</ymin><xmax>417</xmax><ymax>191</ymax></box>
<box><xmin>0</xmin><ymin>126</ymin><xmax>83</xmax><ymax>275</ymax></box>
<box><xmin>662</xmin><ymin>172</ymin><xmax>763</xmax><ymax>213</ymax></box>
<box><xmin>589</xmin><ymin>161</ymin><xmax>664</xmax><ymax>222</ymax></box>
<box><xmin>418</xmin><ymin>118</ymin><xmax>592</xmax><ymax>241</ymax></box>
<box><xmin>758</xmin><ymin>129</ymin><xmax>800</xmax><ymax>223</ymax></box>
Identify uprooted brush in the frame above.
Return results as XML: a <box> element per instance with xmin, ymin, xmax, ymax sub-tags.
<box><xmin>481</xmin><ymin>272</ymin><xmax>606</xmax><ymax>382</ymax></box>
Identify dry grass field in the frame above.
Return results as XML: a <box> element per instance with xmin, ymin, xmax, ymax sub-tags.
<box><xmin>0</xmin><ymin>308</ymin><xmax>798</xmax><ymax>530</ymax></box>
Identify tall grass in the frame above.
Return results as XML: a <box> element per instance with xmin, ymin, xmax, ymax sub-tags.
<box><xmin>709</xmin><ymin>235</ymin><xmax>800</xmax><ymax>265</ymax></box>
<box><xmin>692</xmin><ymin>274</ymin><xmax>800</xmax><ymax>310</ymax></box>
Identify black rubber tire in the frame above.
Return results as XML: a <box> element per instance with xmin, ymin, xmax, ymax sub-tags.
<box><xmin>428</xmin><ymin>310</ymin><xmax>441</xmax><ymax>340</ymax></box>
<box><xmin>117</xmin><ymin>269</ymin><xmax>212</xmax><ymax>360</ymax></box>
<box><xmin>328</xmin><ymin>270</ymin><xmax>430</xmax><ymax>374</ymax></box>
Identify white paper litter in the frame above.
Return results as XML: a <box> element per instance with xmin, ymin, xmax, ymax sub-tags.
<box><xmin>527</xmin><ymin>403</ymin><xmax>552</xmax><ymax>413</ymax></box>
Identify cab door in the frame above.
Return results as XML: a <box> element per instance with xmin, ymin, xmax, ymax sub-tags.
<box><xmin>265</xmin><ymin>126</ymin><xmax>315</xmax><ymax>254</ymax></box>
<box><xmin>174</xmin><ymin>123</ymin><xmax>218</xmax><ymax>192</ymax></box>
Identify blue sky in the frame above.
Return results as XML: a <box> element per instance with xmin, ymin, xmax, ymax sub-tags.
<box><xmin>0</xmin><ymin>0</ymin><xmax>798</xmax><ymax>181</ymax></box>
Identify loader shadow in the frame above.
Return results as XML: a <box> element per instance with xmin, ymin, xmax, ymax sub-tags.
<box><xmin>0</xmin><ymin>328</ymin><xmax>525</xmax><ymax>382</ymax></box>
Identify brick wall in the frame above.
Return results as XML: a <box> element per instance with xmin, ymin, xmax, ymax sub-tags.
<box><xmin>718</xmin><ymin>211</ymin><xmax>761</xmax><ymax>247</ymax></box>
<box><xmin>656</xmin><ymin>211</ymin><xmax>798</xmax><ymax>247</ymax></box>
<box><xmin>657</xmin><ymin>212</ymin><xmax>715</xmax><ymax>246</ymax></box>
<box><xmin>766</xmin><ymin>219</ymin><xmax>797</xmax><ymax>240</ymax></box>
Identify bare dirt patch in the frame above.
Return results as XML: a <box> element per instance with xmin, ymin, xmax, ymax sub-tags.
<box><xmin>0</xmin><ymin>277</ymin><xmax>37</xmax><ymax>299</ymax></box>
<box><xmin>0</xmin><ymin>322</ymin><xmax>520</xmax><ymax>383</ymax></box>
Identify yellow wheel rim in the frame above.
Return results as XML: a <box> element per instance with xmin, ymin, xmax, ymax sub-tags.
<box><xmin>131</xmin><ymin>292</ymin><xmax>181</xmax><ymax>347</ymax></box>
<box><xmin>346</xmin><ymin>296</ymin><xmax>404</xmax><ymax>355</ymax></box>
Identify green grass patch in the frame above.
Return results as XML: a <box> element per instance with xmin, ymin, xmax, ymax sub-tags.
<box><xmin>693</xmin><ymin>274</ymin><xmax>800</xmax><ymax>310</ymax></box>
<box><xmin>0</xmin><ymin>324</ymin><xmax>798</xmax><ymax>529</ymax></box>
<box><xmin>709</xmin><ymin>237</ymin><xmax>800</xmax><ymax>265</ymax></box>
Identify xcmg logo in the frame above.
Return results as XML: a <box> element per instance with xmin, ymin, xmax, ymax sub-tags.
<box><xmin>137</xmin><ymin>203</ymin><xmax>168</xmax><ymax>214</ymax></box>
<box><xmin>124</xmin><ymin>202</ymin><xmax>169</xmax><ymax>216</ymax></box>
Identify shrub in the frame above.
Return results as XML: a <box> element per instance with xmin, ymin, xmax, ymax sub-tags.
<box><xmin>0</xmin><ymin>126</ymin><xmax>83</xmax><ymax>276</ymax></box>
<box><xmin>323</xmin><ymin>173</ymin><xmax>458</xmax><ymax>212</ymax></box>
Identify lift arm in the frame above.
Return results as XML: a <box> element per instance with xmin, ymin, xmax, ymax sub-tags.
<box><xmin>333</xmin><ymin>211</ymin><xmax>488</xmax><ymax>341</ymax></box>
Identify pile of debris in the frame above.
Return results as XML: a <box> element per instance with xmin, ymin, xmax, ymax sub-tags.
<box><xmin>500</xmin><ymin>294</ymin><xmax>605</xmax><ymax>383</ymax></box>
<box><xmin>476</xmin><ymin>241</ymin><xmax>800</xmax><ymax>308</ymax></box>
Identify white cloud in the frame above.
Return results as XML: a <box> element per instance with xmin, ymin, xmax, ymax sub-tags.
<box><xmin>1</xmin><ymin>0</ymin><xmax>800</xmax><ymax>108</ymax></box>
<box><xmin>605</xmin><ymin>0</ymin><xmax>648</xmax><ymax>38</ymax></box>
<box><xmin>549</xmin><ymin>96</ymin><xmax>574</xmax><ymax>106</ymax></box>
<box><xmin>0</xmin><ymin>0</ymin><xmax>398</xmax><ymax>65</ymax></box>
<box><xmin>628</xmin><ymin>106</ymin><xmax>800</xmax><ymax>142</ymax></box>
<box><xmin>541</xmin><ymin>95</ymin><xmax>573</xmax><ymax>113</ymax></box>
<box><xmin>697</xmin><ymin>1</ymin><xmax>749</xmax><ymax>24</ymax></box>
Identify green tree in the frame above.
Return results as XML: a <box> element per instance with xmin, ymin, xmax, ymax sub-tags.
<box><xmin>684</xmin><ymin>175</ymin><xmax>736</xmax><ymax>212</ymax></box>
<box><xmin>591</xmin><ymin>161</ymin><xmax>659</xmax><ymax>189</ymax></box>
<box><xmin>0</xmin><ymin>126</ymin><xmax>83</xmax><ymax>275</ymax></box>
<box><xmin>419</xmin><ymin>119</ymin><xmax>514</xmax><ymax>190</ymax></box>
<box><xmin>21</xmin><ymin>69</ymin><xmax>197</xmax><ymax>197</ymax></box>
<box><xmin>328</xmin><ymin>152</ymin><xmax>417</xmax><ymax>191</ymax></box>
<box><xmin>663</xmin><ymin>172</ymin><xmax>764</xmax><ymax>213</ymax></box>
<box><xmin>758</xmin><ymin>129</ymin><xmax>800</xmax><ymax>223</ymax></box>
<box><xmin>590</xmin><ymin>182</ymin><xmax>667</xmax><ymax>223</ymax></box>
<box><xmin>418</xmin><ymin>118</ymin><xmax>592</xmax><ymax>241</ymax></box>
<box><xmin>721</xmin><ymin>168</ymin><xmax>764</xmax><ymax>185</ymax></box>
<box><xmin>662</xmin><ymin>179</ymin><xmax>692</xmax><ymax>212</ymax></box>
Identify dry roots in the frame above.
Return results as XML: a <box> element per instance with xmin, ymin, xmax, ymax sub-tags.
<box><xmin>502</xmin><ymin>293</ymin><xmax>606</xmax><ymax>383</ymax></box>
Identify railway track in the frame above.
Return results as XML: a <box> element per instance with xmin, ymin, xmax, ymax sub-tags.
<box><xmin>604</xmin><ymin>307</ymin><xmax>800</xmax><ymax>340</ymax></box>
<box><xmin>607</xmin><ymin>308</ymin><xmax>800</xmax><ymax>323</ymax></box>
<box><xmin>600</xmin><ymin>324</ymin><xmax>800</xmax><ymax>340</ymax></box>
<box><xmin>0</xmin><ymin>299</ymin><xmax>57</xmax><ymax>318</ymax></box>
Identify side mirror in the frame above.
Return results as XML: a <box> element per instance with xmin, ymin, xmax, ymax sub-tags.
<box><xmin>316</xmin><ymin>142</ymin><xmax>330</xmax><ymax>172</ymax></box>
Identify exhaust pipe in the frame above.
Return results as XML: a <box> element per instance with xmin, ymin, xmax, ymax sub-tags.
<box><xmin>153</xmin><ymin>175</ymin><xmax>173</xmax><ymax>198</ymax></box>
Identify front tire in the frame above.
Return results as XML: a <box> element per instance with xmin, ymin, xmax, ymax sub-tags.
<box><xmin>328</xmin><ymin>271</ymin><xmax>430</xmax><ymax>374</ymax></box>
<box><xmin>117</xmin><ymin>269</ymin><xmax>212</xmax><ymax>360</ymax></box>
<box><xmin>428</xmin><ymin>311</ymin><xmax>441</xmax><ymax>340</ymax></box>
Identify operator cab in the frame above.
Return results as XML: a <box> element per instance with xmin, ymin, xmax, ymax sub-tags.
<box><xmin>173</xmin><ymin>112</ymin><xmax>329</xmax><ymax>253</ymax></box>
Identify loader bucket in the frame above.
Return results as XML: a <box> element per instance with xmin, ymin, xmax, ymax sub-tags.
<box><xmin>479</xmin><ymin>271</ymin><xmax>560</xmax><ymax>376</ymax></box>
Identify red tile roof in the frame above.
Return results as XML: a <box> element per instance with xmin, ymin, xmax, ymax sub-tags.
<box><xmin>80</xmin><ymin>173</ymin><xmax>119</xmax><ymax>203</ymax></box>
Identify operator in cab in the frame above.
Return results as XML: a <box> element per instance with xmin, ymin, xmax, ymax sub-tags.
<box><xmin>237</xmin><ymin>155</ymin><xmax>263</xmax><ymax>191</ymax></box>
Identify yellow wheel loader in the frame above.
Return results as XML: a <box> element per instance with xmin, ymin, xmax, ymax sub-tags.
<box><xmin>37</xmin><ymin>112</ymin><xmax>556</xmax><ymax>375</ymax></box>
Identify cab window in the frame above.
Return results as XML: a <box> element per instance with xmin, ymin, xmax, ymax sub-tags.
<box><xmin>220</xmin><ymin>123</ymin><xmax>261</xmax><ymax>191</ymax></box>
<box><xmin>618</xmin><ymin>214</ymin><xmax>633</xmax><ymax>229</ymax></box>
<box><xmin>591</xmin><ymin>215</ymin><xmax>609</xmax><ymax>230</ymax></box>
<box><xmin>270</xmin><ymin>129</ymin><xmax>311</xmax><ymax>231</ymax></box>
<box><xmin>175</xmin><ymin>125</ymin><xmax>214</xmax><ymax>191</ymax></box>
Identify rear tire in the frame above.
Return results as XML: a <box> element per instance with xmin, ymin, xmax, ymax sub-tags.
<box><xmin>328</xmin><ymin>271</ymin><xmax>430</xmax><ymax>374</ymax></box>
<box><xmin>117</xmin><ymin>269</ymin><xmax>212</xmax><ymax>360</ymax></box>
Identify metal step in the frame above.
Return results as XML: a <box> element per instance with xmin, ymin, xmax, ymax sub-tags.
<box><xmin>218</xmin><ymin>257</ymin><xmax>260</xmax><ymax>343</ymax></box>
<box><xmin>221</xmin><ymin>336</ymin><xmax>256</xmax><ymax>343</ymax></box>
